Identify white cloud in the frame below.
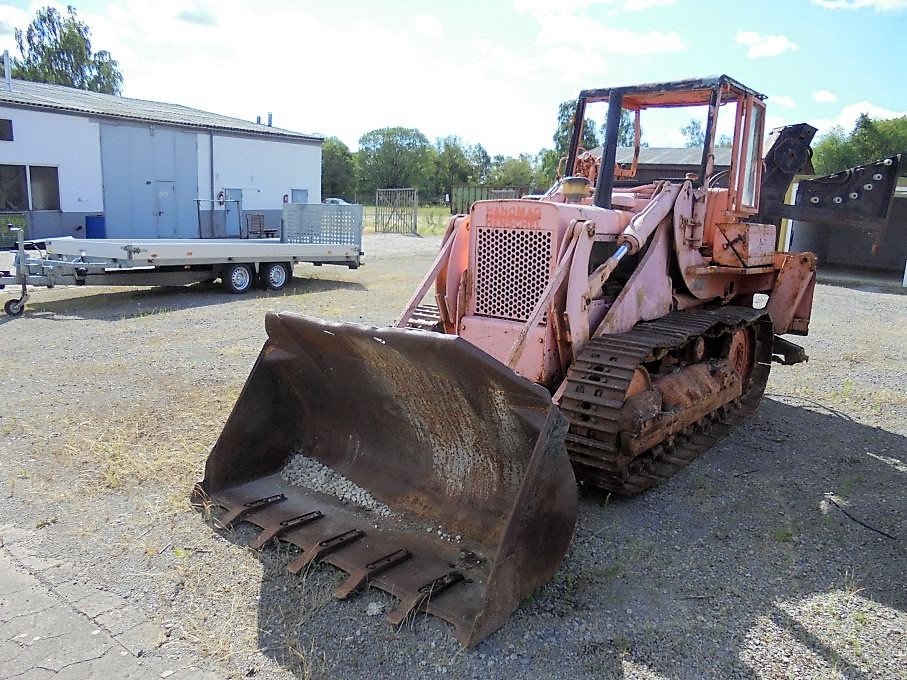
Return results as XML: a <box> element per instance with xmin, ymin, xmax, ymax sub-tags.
<box><xmin>734</xmin><ymin>31</ymin><xmax>799</xmax><ymax>58</ymax></box>
<box><xmin>622</xmin><ymin>0</ymin><xmax>675</xmax><ymax>10</ymax></box>
<box><xmin>813</xmin><ymin>0</ymin><xmax>907</xmax><ymax>10</ymax></box>
<box><xmin>771</xmin><ymin>95</ymin><xmax>797</xmax><ymax>109</ymax></box>
<box><xmin>414</xmin><ymin>15</ymin><xmax>442</xmax><ymax>38</ymax></box>
<box><xmin>811</xmin><ymin>101</ymin><xmax>907</xmax><ymax>136</ymax></box>
<box><xmin>812</xmin><ymin>89</ymin><xmax>838</xmax><ymax>104</ymax></box>
<box><xmin>513</xmin><ymin>0</ymin><xmax>674</xmax><ymax>11</ymax></box>
<box><xmin>514</xmin><ymin>0</ymin><xmax>685</xmax><ymax>53</ymax></box>
<box><xmin>0</xmin><ymin>4</ymin><xmax>30</xmax><ymax>52</ymax></box>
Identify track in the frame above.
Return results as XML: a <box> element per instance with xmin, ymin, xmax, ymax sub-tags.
<box><xmin>404</xmin><ymin>304</ymin><xmax>443</xmax><ymax>331</ymax></box>
<box><xmin>558</xmin><ymin>307</ymin><xmax>773</xmax><ymax>494</ymax></box>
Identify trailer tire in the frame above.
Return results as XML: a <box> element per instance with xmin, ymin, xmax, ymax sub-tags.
<box><xmin>222</xmin><ymin>264</ymin><xmax>253</xmax><ymax>294</ymax></box>
<box><xmin>261</xmin><ymin>262</ymin><xmax>291</xmax><ymax>291</ymax></box>
<box><xmin>4</xmin><ymin>299</ymin><xmax>25</xmax><ymax>316</ymax></box>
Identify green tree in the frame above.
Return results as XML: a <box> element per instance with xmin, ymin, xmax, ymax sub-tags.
<box><xmin>812</xmin><ymin>114</ymin><xmax>907</xmax><ymax>174</ymax></box>
<box><xmin>321</xmin><ymin>137</ymin><xmax>355</xmax><ymax>200</ymax></box>
<box><xmin>488</xmin><ymin>154</ymin><xmax>535</xmax><ymax>188</ymax></box>
<box><xmin>535</xmin><ymin>148</ymin><xmax>560</xmax><ymax>189</ymax></box>
<box><xmin>428</xmin><ymin>136</ymin><xmax>473</xmax><ymax>201</ymax></box>
<box><xmin>602</xmin><ymin>109</ymin><xmax>636</xmax><ymax>148</ymax></box>
<box><xmin>680</xmin><ymin>119</ymin><xmax>705</xmax><ymax>147</ymax></box>
<box><xmin>355</xmin><ymin>127</ymin><xmax>431</xmax><ymax>197</ymax></box>
<box><xmin>468</xmin><ymin>143</ymin><xmax>492</xmax><ymax>183</ymax></box>
<box><xmin>553</xmin><ymin>100</ymin><xmax>601</xmax><ymax>155</ymax></box>
<box><xmin>11</xmin><ymin>5</ymin><xmax>123</xmax><ymax>94</ymax></box>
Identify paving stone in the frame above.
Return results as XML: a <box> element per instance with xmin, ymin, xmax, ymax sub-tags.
<box><xmin>95</xmin><ymin>604</ymin><xmax>150</xmax><ymax>636</ymax></box>
<box><xmin>71</xmin><ymin>589</ymin><xmax>128</xmax><ymax>618</ymax></box>
<box><xmin>0</xmin><ymin>668</ymin><xmax>55</xmax><ymax>680</ymax></box>
<box><xmin>0</xmin><ymin>586</ymin><xmax>58</xmax><ymax>623</ymax></box>
<box><xmin>0</xmin><ymin>551</ymin><xmax>177</xmax><ymax>680</ymax></box>
<box><xmin>114</xmin><ymin>619</ymin><xmax>166</xmax><ymax>656</ymax></box>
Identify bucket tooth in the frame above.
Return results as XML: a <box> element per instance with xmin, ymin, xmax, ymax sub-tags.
<box><xmin>214</xmin><ymin>493</ymin><xmax>286</xmax><ymax>530</ymax></box>
<box><xmin>249</xmin><ymin>510</ymin><xmax>324</xmax><ymax>550</ymax></box>
<box><xmin>386</xmin><ymin>571</ymin><xmax>466</xmax><ymax>626</ymax></box>
<box><xmin>333</xmin><ymin>548</ymin><xmax>413</xmax><ymax>600</ymax></box>
<box><xmin>287</xmin><ymin>529</ymin><xmax>366</xmax><ymax>575</ymax></box>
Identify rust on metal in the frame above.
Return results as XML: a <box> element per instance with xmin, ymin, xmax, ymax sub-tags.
<box><xmin>559</xmin><ymin>307</ymin><xmax>772</xmax><ymax>494</ymax></box>
<box><xmin>192</xmin><ymin>312</ymin><xmax>576</xmax><ymax>647</ymax></box>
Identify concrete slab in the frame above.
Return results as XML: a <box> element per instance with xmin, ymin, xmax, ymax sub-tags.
<box><xmin>0</xmin><ymin>549</ymin><xmax>218</xmax><ymax>680</ymax></box>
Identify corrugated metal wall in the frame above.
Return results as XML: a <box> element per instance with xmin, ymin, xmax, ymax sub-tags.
<box><xmin>100</xmin><ymin>123</ymin><xmax>198</xmax><ymax>238</ymax></box>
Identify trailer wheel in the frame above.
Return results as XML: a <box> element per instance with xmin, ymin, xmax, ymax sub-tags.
<box><xmin>261</xmin><ymin>262</ymin><xmax>291</xmax><ymax>291</ymax></box>
<box><xmin>4</xmin><ymin>298</ymin><xmax>25</xmax><ymax>316</ymax></box>
<box><xmin>223</xmin><ymin>264</ymin><xmax>253</xmax><ymax>294</ymax></box>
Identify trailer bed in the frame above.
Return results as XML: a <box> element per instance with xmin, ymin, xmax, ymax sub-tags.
<box><xmin>43</xmin><ymin>237</ymin><xmax>360</xmax><ymax>267</ymax></box>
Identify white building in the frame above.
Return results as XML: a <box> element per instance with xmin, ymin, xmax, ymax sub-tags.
<box><xmin>1</xmin><ymin>77</ymin><xmax>322</xmax><ymax>240</ymax></box>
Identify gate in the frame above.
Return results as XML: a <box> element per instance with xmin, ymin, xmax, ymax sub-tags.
<box><xmin>375</xmin><ymin>188</ymin><xmax>418</xmax><ymax>234</ymax></box>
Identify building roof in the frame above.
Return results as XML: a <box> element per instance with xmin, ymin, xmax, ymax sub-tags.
<box><xmin>0</xmin><ymin>78</ymin><xmax>321</xmax><ymax>143</ymax></box>
<box><xmin>590</xmin><ymin>146</ymin><xmax>732</xmax><ymax>166</ymax></box>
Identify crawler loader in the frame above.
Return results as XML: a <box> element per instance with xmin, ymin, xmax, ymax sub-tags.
<box><xmin>192</xmin><ymin>76</ymin><xmax>900</xmax><ymax>646</ymax></box>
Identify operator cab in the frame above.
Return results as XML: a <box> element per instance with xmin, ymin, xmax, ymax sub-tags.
<box><xmin>559</xmin><ymin>75</ymin><xmax>767</xmax><ymax>218</ymax></box>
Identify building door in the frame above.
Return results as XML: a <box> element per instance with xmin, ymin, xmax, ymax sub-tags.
<box><xmin>224</xmin><ymin>188</ymin><xmax>243</xmax><ymax>237</ymax></box>
<box><xmin>100</xmin><ymin>123</ymin><xmax>198</xmax><ymax>238</ymax></box>
<box><xmin>155</xmin><ymin>180</ymin><xmax>177</xmax><ymax>238</ymax></box>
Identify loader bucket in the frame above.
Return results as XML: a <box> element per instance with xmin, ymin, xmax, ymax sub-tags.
<box><xmin>192</xmin><ymin>312</ymin><xmax>576</xmax><ymax>647</ymax></box>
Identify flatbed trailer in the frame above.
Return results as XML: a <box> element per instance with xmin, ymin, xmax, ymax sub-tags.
<box><xmin>0</xmin><ymin>229</ymin><xmax>362</xmax><ymax>316</ymax></box>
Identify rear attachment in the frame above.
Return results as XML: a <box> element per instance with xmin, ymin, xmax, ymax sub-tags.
<box><xmin>192</xmin><ymin>313</ymin><xmax>576</xmax><ymax>647</ymax></box>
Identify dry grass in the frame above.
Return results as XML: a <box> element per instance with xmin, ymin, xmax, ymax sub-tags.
<box><xmin>4</xmin><ymin>378</ymin><xmax>237</xmax><ymax>514</ymax></box>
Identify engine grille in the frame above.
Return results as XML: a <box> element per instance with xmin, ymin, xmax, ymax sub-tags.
<box><xmin>474</xmin><ymin>227</ymin><xmax>553</xmax><ymax>322</ymax></box>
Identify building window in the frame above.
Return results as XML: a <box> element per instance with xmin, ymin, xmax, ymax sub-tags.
<box><xmin>0</xmin><ymin>119</ymin><xmax>12</xmax><ymax>141</ymax></box>
<box><xmin>0</xmin><ymin>164</ymin><xmax>28</xmax><ymax>211</ymax></box>
<box><xmin>29</xmin><ymin>166</ymin><xmax>61</xmax><ymax>211</ymax></box>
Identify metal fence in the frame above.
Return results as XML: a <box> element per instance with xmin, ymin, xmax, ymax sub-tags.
<box><xmin>375</xmin><ymin>188</ymin><xmax>418</xmax><ymax>234</ymax></box>
<box><xmin>282</xmin><ymin>203</ymin><xmax>363</xmax><ymax>249</ymax></box>
<box><xmin>451</xmin><ymin>186</ymin><xmax>528</xmax><ymax>215</ymax></box>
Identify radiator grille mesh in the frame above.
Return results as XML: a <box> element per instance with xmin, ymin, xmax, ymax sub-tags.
<box><xmin>475</xmin><ymin>227</ymin><xmax>552</xmax><ymax>321</ymax></box>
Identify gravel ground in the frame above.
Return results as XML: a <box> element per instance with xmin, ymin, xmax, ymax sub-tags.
<box><xmin>0</xmin><ymin>232</ymin><xmax>904</xmax><ymax>679</ymax></box>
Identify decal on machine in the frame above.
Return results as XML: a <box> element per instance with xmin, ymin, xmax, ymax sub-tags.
<box><xmin>484</xmin><ymin>204</ymin><xmax>543</xmax><ymax>229</ymax></box>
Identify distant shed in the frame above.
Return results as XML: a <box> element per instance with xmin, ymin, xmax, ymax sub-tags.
<box><xmin>0</xmin><ymin>77</ymin><xmax>322</xmax><ymax>240</ymax></box>
<box><xmin>591</xmin><ymin>146</ymin><xmax>732</xmax><ymax>183</ymax></box>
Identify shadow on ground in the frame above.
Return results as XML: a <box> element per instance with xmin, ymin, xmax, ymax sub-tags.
<box><xmin>201</xmin><ymin>398</ymin><xmax>904</xmax><ymax>678</ymax></box>
<box><xmin>0</xmin><ymin>277</ymin><xmax>367</xmax><ymax>324</ymax></box>
<box><xmin>817</xmin><ymin>265</ymin><xmax>906</xmax><ymax>295</ymax></box>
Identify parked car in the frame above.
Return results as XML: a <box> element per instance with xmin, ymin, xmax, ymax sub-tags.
<box><xmin>324</xmin><ymin>197</ymin><xmax>351</xmax><ymax>205</ymax></box>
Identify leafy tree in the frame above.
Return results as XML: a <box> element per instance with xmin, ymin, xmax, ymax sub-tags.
<box><xmin>680</xmin><ymin>119</ymin><xmax>705</xmax><ymax>147</ymax></box>
<box><xmin>602</xmin><ymin>109</ymin><xmax>637</xmax><ymax>148</ymax></box>
<box><xmin>321</xmin><ymin>137</ymin><xmax>355</xmax><ymax>200</ymax></box>
<box><xmin>553</xmin><ymin>100</ymin><xmax>601</xmax><ymax>155</ymax></box>
<box><xmin>429</xmin><ymin>136</ymin><xmax>473</xmax><ymax>201</ymax></box>
<box><xmin>468</xmin><ymin>143</ymin><xmax>492</xmax><ymax>183</ymax></box>
<box><xmin>355</xmin><ymin>127</ymin><xmax>431</xmax><ymax>197</ymax></box>
<box><xmin>535</xmin><ymin>148</ymin><xmax>560</xmax><ymax>189</ymax></box>
<box><xmin>487</xmin><ymin>154</ymin><xmax>535</xmax><ymax>188</ymax></box>
<box><xmin>680</xmin><ymin>119</ymin><xmax>732</xmax><ymax>148</ymax></box>
<box><xmin>812</xmin><ymin>113</ymin><xmax>907</xmax><ymax>175</ymax></box>
<box><xmin>11</xmin><ymin>5</ymin><xmax>123</xmax><ymax>94</ymax></box>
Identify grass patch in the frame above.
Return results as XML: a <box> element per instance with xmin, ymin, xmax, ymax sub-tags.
<box><xmin>771</xmin><ymin>526</ymin><xmax>794</xmax><ymax>543</ymax></box>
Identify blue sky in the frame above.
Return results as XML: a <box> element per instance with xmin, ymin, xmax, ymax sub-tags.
<box><xmin>1</xmin><ymin>0</ymin><xmax>905</xmax><ymax>156</ymax></box>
